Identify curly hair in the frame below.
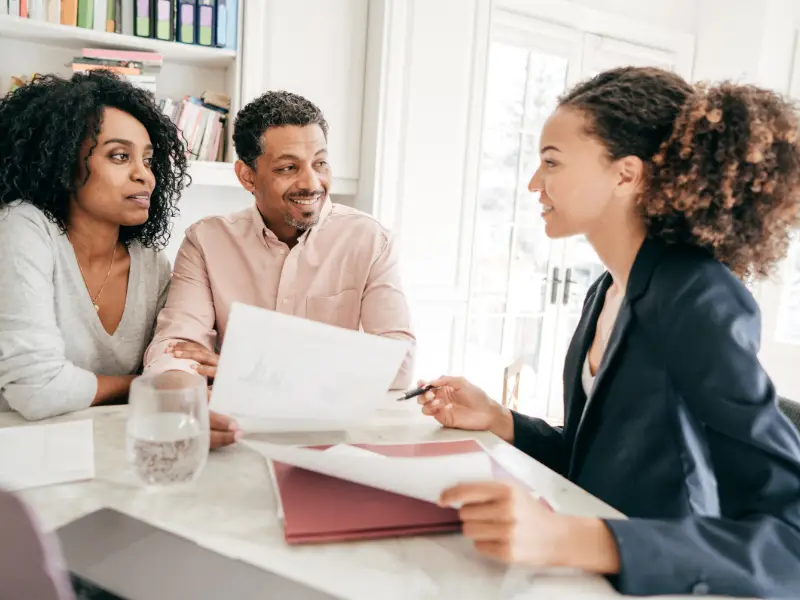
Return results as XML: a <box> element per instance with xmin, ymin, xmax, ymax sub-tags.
<box><xmin>0</xmin><ymin>71</ymin><xmax>188</xmax><ymax>249</ymax></box>
<box><xmin>233</xmin><ymin>90</ymin><xmax>328</xmax><ymax>168</ymax></box>
<box><xmin>560</xmin><ymin>66</ymin><xmax>800</xmax><ymax>279</ymax></box>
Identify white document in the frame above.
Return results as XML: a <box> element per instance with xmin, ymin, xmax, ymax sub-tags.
<box><xmin>243</xmin><ymin>440</ymin><xmax>493</xmax><ymax>505</ymax></box>
<box><xmin>0</xmin><ymin>420</ymin><xmax>95</xmax><ymax>492</ymax></box>
<box><xmin>210</xmin><ymin>302</ymin><xmax>410</xmax><ymax>431</ymax></box>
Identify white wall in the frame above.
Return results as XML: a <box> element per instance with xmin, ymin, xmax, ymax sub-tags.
<box><xmin>565</xmin><ymin>0</ymin><xmax>697</xmax><ymax>33</ymax></box>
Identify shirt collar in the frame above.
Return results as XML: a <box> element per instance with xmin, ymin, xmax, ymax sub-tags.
<box><xmin>251</xmin><ymin>198</ymin><xmax>333</xmax><ymax>247</ymax></box>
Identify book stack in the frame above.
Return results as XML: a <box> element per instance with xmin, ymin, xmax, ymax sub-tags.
<box><xmin>2</xmin><ymin>0</ymin><xmax>238</xmax><ymax>50</ymax></box>
<box><xmin>160</xmin><ymin>90</ymin><xmax>229</xmax><ymax>162</ymax></box>
<box><xmin>71</xmin><ymin>48</ymin><xmax>162</xmax><ymax>93</ymax></box>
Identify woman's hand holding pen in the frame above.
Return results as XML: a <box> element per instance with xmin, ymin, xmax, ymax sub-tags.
<box><xmin>416</xmin><ymin>376</ymin><xmax>515</xmax><ymax>443</ymax></box>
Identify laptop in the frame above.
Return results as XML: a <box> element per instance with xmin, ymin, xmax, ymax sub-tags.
<box><xmin>56</xmin><ymin>508</ymin><xmax>341</xmax><ymax>600</ymax></box>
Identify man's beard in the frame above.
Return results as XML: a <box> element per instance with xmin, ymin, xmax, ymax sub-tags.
<box><xmin>285</xmin><ymin>213</ymin><xmax>319</xmax><ymax>231</ymax></box>
<box><xmin>285</xmin><ymin>190</ymin><xmax>325</xmax><ymax>231</ymax></box>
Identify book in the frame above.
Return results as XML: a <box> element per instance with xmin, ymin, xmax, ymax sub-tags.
<box><xmin>133</xmin><ymin>0</ymin><xmax>149</xmax><ymax>37</ymax></box>
<box><xmin>256</xmin><ymin>440</ymin><xmax>529</xmax><ymax>544</ymax></box>
<box><xmin>81</xmin><ymin>48</ymin><xmax>163</xmax><ymax>67</ymax></box>
<box><xmin>196</xmin><ymin>0</ymin><xmax>214</xmax><ymax>46</ymax></box>
<box><xmin>215</xmin><ymin>0</ymin><xmax>226</xmax><ymax>47</ymax></box>
<box><xmin>72</xmin><ymin>62</ymin><xmax>141</xmax><ymax>75</ymax></box>
<box><xmin>152</xmin><ymin>0</ymin><xmax>174</xmax><ymax>41</ymax></box>
<box><xmin>160</xmin><ymin>96</ymin><xmax>227</xmax><ymax>162</ymax></box>
<box><xmin>120</xmin><ymin>0</ymin><xmax>133</xmax><ymax>35</ymax></box>
<box><xmin>225</xmin><ymin>0</ymin><xmax>237</xmax><ymax>50</ymax></box>
<box><xmin>61</xmin><ymin>0</ymin><xmax>78</xmax><ymax>25</ymax></box>
<box><xmin>46</xmin><ymin>0</ymin><xmax>60</xmax><ymax>22</ymax></box>
<box><xmin>19</xmin><ymin>0</ymin><xmax>27</xmax><ymax>18</ymax></box>
<box><xmin>76</xmin><ymin>0</ymin><xmax>92</xmax><ymax>28</ymax></box>
<box><xmin>8</xmin><ymin>1</ymin><xmax>20</xmax><ymax>18</ymax></box>
<box><xmin>74</xmin><ymin>56</ymin><xmax>144</xmax><ymax>69</ymax></box>
<box><xmin>176</xmin><ymin>0</ymin><xmax>195</xmax><ymax>44</ymax></box>
<box><xmin>92</xmin><ymin>0</ymin><xmax>105</xmax><ymax>31</ymax></box>
<box><xmin>27</xmin><ymin>0</ymin><xmax>45</xmax><ymax>19</ymax></box>
<box><xmin>105</xmin><ymin>0</ymin><xmax>114</xmax><ymax>31</ymax></box>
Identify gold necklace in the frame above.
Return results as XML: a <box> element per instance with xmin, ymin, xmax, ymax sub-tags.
<box><xmin>67</xmin><ymin>233</ymin><xmax>117</xmax><ymax>312</ymax></box>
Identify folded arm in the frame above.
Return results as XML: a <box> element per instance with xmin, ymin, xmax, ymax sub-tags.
<box><xmin>0</xmin><ymin>212</ymin><xmax>100</xmax><ymax>420</ymax></box>
<box><xmin>143</xmin><ymin>227</ymin><xmax>217</xmax><ymax>376</ymax></box>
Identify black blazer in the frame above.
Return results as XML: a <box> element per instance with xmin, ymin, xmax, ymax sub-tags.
<box><xmin>512</xmin><ymin>238</ymin><xmax>800</xmax><ymax>597</ymax></box>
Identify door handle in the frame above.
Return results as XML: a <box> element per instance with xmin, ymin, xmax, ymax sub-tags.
<box><xmin>563</xmin><ymin>267</ymin><xmax>579</xmax><ymax>304</ymax></box>
<box><xmin>550</xmin><ymin>267</ymin><xmax>561</xmax><ymax>305</ymax></box>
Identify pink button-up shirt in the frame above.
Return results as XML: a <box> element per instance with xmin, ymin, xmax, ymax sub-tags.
<box><xmin>144</xmin><ymin>201</ymin><xmax>415</xmax><ymax>390</ymax></box>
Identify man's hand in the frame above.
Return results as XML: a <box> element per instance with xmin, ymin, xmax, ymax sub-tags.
<box><xmin>167</xmin><ymin>341</ymin><xmax>219</xmax><ymax>379</ymax></box>
<box><xmin>210</xmin><ymin>410</ymin><xmax>240</xmax><ymax>450</ymax></box>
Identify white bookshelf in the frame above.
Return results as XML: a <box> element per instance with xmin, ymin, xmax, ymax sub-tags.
<box><xmin>0</xmin><ymin>11</ymin><xmax>243</xmax><ymax>190</ymax></box>
<box><xmin>0</xmin><ymin>15</ymin><xmax>236</xmax><ymax>67</ymax></box>
<box><xmin>0</xmin><ymin>6</ymin><xmax>363</xmax><ymax>197</ymax></box>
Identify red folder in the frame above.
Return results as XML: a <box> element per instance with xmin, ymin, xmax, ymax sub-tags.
<box><xmin>270</xmin><ymin>439</ymin><xmax>521</xmax><ymax>544</ymax></box>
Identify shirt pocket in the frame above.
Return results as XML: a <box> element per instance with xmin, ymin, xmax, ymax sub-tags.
<box><xmin>305</xmin><ymin>289</ymin><xmax>361</xmax><ymax>330</ymax></box>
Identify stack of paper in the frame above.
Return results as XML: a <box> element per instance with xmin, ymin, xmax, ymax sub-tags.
<box><xmin>210</xmin><ymin>303</ymin><xmax>411</xmax><ymax>431</ymax></box>
<box><xmin>0</xmin><ymin>420</ymin><xmax>95</xmax><ymax>492</ymax></box>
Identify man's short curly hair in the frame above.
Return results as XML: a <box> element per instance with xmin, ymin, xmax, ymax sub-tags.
<box><xmin>0</xmin><ymin>70</ymin><xmax>188</xmax><ymax>249</ymax></box>
<box><xmin>560</xmin><ymin>66</ymin><xmax>800</xmax><ymax>279</ymax></box>
<box><xmin>233</xmin><ymin>90</ymin><xmax>328</xmax><ymax>168</ymax></box>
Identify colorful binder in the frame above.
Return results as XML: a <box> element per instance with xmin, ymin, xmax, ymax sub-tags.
<box><xmin>133</xmin><ymin>0</ymin><xmax>150</xmax><ymax>37</ymax></box>
<box><xmin>196</xmin><ymin>0</ymin><xmax>214</xmax><ymax>46</ymax></box>
<box><xmin>60</xmin><ymin>0</ymin><xmax>77</xmax><ymax>25</ymax></box>
<box><xmin>92</xmin><ymin>0</ymin><xmax>106</xmax><ymax>32</ymax></box>
<box><xmin>105</xmin><ymin>0</ymin><xmax>115</xmax><ymax>31</ymax></box>
<box><xmin>225</xmin><ymin>0</ymin><xmax>237</xmax><ymax>50</ymax></box>
<box><xmin>176</xmin><ymin>0</ymin><xmax>195</xmax><ymax>44</ymax></box>
<box><xmin>153</xmin><ymin>0</ymin><xmax>174</xmax><ymax>40</ymax></box>
<box><xmin>215</xmin><ymin>0</ymin><xmax>227</xmax><ymax>47</ymax></box>
<box><xmin>120</xmin><ymin>0</ymin><xmax>133</xmax><ymax>35</ymax></box>
<box><xmin>76</xmin><ymin>0</ymin><xmax>93</xmax><ymax>28</ymax></box>
<box><xmin>269</xmin><ymin>440</ymin><xmax>526</xmax><ymax>544</ymax></box>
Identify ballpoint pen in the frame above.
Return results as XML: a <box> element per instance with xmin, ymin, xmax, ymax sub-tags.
<box><xmin>396</xmin><ymin>383</ymin><xmax>440</xmax><ymax>401</ymax></box>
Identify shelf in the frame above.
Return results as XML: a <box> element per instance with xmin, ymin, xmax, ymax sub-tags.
<box><xmin>187</xmin><ymin>160</ymin><xmax>240</xmax><ymax>188</ymax></box>
<box><xmin>0</xmin><ymin>15</ymin><xmax>236</xmax><ymax>68</ymax></box>
<box><xmin>187</xmin><ymin>161</ymin><xmax>359</xmax><ymax>196</ymax></box>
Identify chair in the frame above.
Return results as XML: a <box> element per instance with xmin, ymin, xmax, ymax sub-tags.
<box><xmin>502</xmin><ymin>357</ymin><xmax>525</xmax><ymax>411</ymax></box>
<box><xmin>779</xmin><ymin>396</ymin><xmax>800</xmax><ymax>432</ymax></box>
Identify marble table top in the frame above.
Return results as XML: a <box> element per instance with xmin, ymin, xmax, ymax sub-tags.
<box><xmin>1</xmin><ymin>399</ymin><xmax>715</xmax><ymax>599</ymax></box>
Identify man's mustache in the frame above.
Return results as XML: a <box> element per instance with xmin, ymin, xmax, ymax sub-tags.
<box><xmin>288</xmin><ymin>190</ymin><xmax>325</xmax><ymax>200</ymax></box>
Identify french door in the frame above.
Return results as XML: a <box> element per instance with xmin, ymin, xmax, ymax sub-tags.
<box><xmin>466</xmin><ymin>12</ymin><xmax>690</xmax><ymax>422</ymax></box>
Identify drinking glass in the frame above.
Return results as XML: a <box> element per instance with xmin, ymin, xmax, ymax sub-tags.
<box><xmin>126</xmin><ymin>372</ymin><xmax>210</xmax><ymax>486</ymax></box>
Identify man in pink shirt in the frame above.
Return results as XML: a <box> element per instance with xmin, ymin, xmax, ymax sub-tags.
<box><xmin>144</xmin><ymin>91</ymin><xmax>415</xmax><ymax>447</ymax></box>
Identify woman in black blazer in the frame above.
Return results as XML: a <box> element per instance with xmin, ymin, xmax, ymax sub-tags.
<box><xmin>420</xmin><ymin>67</ymin><xmax>800</xmax><ymax>597</ymax></box>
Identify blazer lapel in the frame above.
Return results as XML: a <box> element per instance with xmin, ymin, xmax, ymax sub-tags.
<box><xmin>562</xmin><ymin>274</ymin><xmax>609</xmax><ymax>444</ymax></box>
<box><xmin>567</xmin><ymin>296</ymin><xmax>633</xmax><ymax>477</ymax></box>
<box><xmin>565</xmin><ymin>237</ymin><xmax>669</xmax><ymax>479</ymax></box>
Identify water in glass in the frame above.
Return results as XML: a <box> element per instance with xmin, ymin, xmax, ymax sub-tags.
<box><xmin>127</xmin><ymin>372</ymin><xmax>210</xmax><ymax>486</ymax></box>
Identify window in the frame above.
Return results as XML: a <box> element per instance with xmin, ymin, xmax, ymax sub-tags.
<box><xmin>467</xmin><ymin>12</ymin><xmax>691</xmax><ymax>420</ymax></box>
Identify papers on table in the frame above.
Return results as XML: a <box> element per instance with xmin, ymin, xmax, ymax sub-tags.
<box><xmin>210</xmin><ymin>302</ymin><xmax>411</xmax><ymax>431</ymax></box>
<box><xmin>243</xmin><ymin>440</ymin><xmax>493</xmax><ymax>505</ymax></box>
<box><xmin>0</xmin><ymin>420</ymin><xmax>95</xmax><ymax>491</ymax></box>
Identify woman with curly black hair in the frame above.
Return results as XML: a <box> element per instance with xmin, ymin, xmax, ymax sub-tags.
<box><xmin>0</xmin><ymin>71</ymin><xmax>188</xmax><ymax>420</ymax></box>
<box><xmin>419</xmin><ymin>67</ymin><xmax>800</xmax><ymax>597</ymax></box>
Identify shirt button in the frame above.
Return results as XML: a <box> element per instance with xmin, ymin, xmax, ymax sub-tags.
<box><xmin>691</xmin><ymin>582</ymin><xmax>710</xmax><ymax>595</ymax></box>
